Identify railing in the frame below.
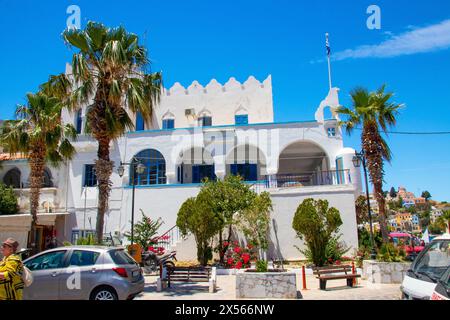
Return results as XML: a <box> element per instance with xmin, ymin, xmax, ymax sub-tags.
<box><xmin>250</xmin><ymin>169</ymin><xmax>352</xmax><ymax>192</ymax></box>
<box><xmin>154</xmin><ymin>225</ymin><xmax>180</xmax><ymax>252</ymax></box>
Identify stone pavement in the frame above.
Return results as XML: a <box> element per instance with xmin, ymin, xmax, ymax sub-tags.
<box><xmin>136</xmin><ymin>271</ymin><xmax>401</xmax><ymax>300</ymax></box>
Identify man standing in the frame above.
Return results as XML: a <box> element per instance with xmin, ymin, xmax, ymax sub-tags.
<box><xmin>0</xmin><ymin>238</ymin><xmax>24</xmax><ymax>300</ymax></box>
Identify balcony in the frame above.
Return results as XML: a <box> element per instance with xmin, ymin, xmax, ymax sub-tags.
<box><xmin>265</xmin><ymin>169</ymin><xmax>351</xmax><ymax>188</ymax></box>
<box><xmin>14</xmin><ymin>187</ymin><xmax>61</xmax><ymax>213</ymax></box>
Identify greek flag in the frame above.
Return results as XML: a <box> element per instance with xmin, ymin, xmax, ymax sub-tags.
<box><xmin>326</xmin><ymin>33</ymin><xmax>331</xmax><ymax>57</ymax></box>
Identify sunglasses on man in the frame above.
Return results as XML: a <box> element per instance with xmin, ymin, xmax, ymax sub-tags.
<box><xmin>1</xmin><ymin>244</ymin><xmax>12</xmax><ymax>249</ymax></box>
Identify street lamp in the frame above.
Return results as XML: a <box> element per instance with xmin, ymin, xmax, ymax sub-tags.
<box><xmin>353</xmin><ymin>150</ymin><xmax>377</xmax><ymax>260</ymax></box>
<box><xmin>118</xmin><ymin>158</ymin><xmax>145</xmax><ymax>246</ymax></box>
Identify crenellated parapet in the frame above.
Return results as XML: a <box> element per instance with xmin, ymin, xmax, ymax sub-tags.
<box><xmin>163</xmin><ymin>75</ymin><xmax>272</xmax><ymax>96</ymax></box>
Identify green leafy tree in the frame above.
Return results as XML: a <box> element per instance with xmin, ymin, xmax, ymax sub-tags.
<box><xmin>389</xmin><ymin>187</ymin><xmax>397</xmax><ymax>198</ymax></box>
<box><xmin>421</xmin><ymin>191</ymin><xmax>432</xmax><ymax>201</ymax></box>
<box><xmin>419</xmin><ymin>210</ymin><xmax>431</xmax><ymax>230</ymax></box>
<box><xmin>0</xmin><ymin>93</ymin><xmax>76</xmax><ymax>251</ymax></box>
<box><xmin>428</xmin><ymin>221</ymin><xmax>445</xmax><ymax>235</ymax></box>
<box><xmin>235</xmin><ymin>191</ymin><xmax>273</xmax><ymax>258</ymax></box>
<box><xmin>377</xmin><ymin>243</ymin><xmax>406</xmax><ymax>262</ymax></box>
<box><xmin>338</xmin><ymin>85</ymin><xmax>402</xmax><ymax>243</ymax></box>
<box><xmin>124</xmin><ymin>209</ymin><xmax>164</xmax><ymax>249</ymax></box>
<box><xmin>176</xmin><ymin>197</ymin><xmax>222</xmax><ymax>266</ymax></box>
<box><xmin>198</xmin><ymin>175</ymin><xmax>255</xmax><ymax>263</ymax></box>
<box><xmin>292</xmin><ymin>198</ymin><xmax>343</xmax><ymax>267</ymax></box>
<box><xmin>0</xmin><ymin>184</ymin><xmax>19</xmax><ymax>215</ymax></box>
<box><xmin>62</xmin><ymin>22</ymin><xmax>163</xmax><ymax>243</ymax></box>
<box><xmin>436</xmin><ymin>210</ymin><xmax>450</xmax><ymax>234</ymax></box>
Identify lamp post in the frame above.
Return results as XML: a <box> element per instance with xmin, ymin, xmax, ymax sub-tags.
<box><xmin>118</xmin><ymin>158</ymin><xmax>145</xmax><ymax>246</ymax></box>
<box><xmin>352</xmin><ymin>151</ymin><xmax>377</xmax><ymax>260</ymax></box>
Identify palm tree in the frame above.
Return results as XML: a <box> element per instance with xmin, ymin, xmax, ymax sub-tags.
<box><xmin>62</xmin><ymin>22</ymin><xmax>163</xmax><ymax>244</ymax></box>
<box><xmin>337</xmin><ymin>85</ymin><xmax>402</xmax><ymax>242</ymax></box>
<box><xmin>437</xmin><ymin>210</ymin><xmax>450</xmax><ymax>234</ymax></box>
<box><xmin>0</xmin><ymin>93</ymin><xmax>77</xmax><ymax>252</ymax></box>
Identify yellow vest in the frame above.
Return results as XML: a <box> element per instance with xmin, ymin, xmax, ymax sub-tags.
<box><xmin>0</xmin><ymin>254</ymin><xmax>24</xmax><ymax>300</ymax></box>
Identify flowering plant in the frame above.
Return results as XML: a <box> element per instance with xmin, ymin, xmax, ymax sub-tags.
<box><xmin>148</xmin><ymin>246</ymin><xmax>166</xmax><ymax>255</ymax></box>
<box><xmin>220</xmin><ymin>241</ymin><xmax>256</xmax><ymax>269</ymax></box>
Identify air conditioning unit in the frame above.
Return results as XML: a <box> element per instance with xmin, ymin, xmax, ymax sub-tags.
<box><xmin>185</xmin><ymin>108</ymin><xmax>195</xmax><ymax>116</ymax></box>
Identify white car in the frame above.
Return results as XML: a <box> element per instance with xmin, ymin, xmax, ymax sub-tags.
<box><xmin>430</xmin><ymin>266</ymin><xmax>449</xmax><ymax>300</ymax></box>
<box><xmin>400</xmin><ymin>234</ymin><xmax>450</xmax><ymax>300</ymax></box>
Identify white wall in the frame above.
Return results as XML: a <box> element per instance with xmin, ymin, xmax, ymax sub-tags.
<box><xmin>268</xmin><ymin>185</ymin><xmax>359</xmax><ymax>261</ymax></box>
<box><xmin>61</xmin><ymin>75</ymin><xmax>274</xmax><ymax>131</ymax></box>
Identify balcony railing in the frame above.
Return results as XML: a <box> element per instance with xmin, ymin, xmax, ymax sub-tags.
<box><xmin>250</xmin><ymin>169</ymin><xmax>351</xmax><ymax>192</ymax></box>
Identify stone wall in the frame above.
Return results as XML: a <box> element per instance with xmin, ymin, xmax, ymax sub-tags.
<box><xmin>236</xmin><ymin>272</ymin><xmax>298</xmax><ymax>299</ymax></box>
<box><xmin>362</xmin><ymin>260</ymin><xmax>411</xmax><ymax>284</ymax></box>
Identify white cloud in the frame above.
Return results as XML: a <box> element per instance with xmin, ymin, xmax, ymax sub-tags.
<box><xmin>333</xmin><ymin>19</ymin><xmax>450</xmax><ymax>61</ymax></box>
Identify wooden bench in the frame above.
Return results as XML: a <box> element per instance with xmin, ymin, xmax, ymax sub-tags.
<box><xmin>313</xmin><ymin>265</ymin><xmax>361</xmax><ymax>290</ymax></box>
<box><xmin>164</xmin><ymin>266</ymin><xmax>217</xmax><ymax>292</ymax></box>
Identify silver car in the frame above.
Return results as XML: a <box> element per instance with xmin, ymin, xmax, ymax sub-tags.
<box><xmin>23</xmin><ymin>246</ymin><xmax>144</xmax><ymax>300</ymax></box>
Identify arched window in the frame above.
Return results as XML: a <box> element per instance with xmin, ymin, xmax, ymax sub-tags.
<box><xmin>133</xmin><ymin>149</ymin><xmax>166</xmax><ymax>185</ymax></box>
<box><xmin>43</xmin><ymin>168</ymin><xmax>54</xmax><ymax>188</ymax></box>
<box><xmin>75</xmin><ymin>109</ymin><xmax>83</xmax><ymax>134</ymax></box>
<box><xmin>162</xmin><ymin>112</ymin><xmax>175</xmax><ymax>129</ymax></box>
<box><xmin>3</xmin><ymin>168</ymin><xmax>21</xmax><ymax>188</ymax></box>
<box><xmin>234</xmin><ymin>106</ymin><xmax>249</xmax><ymax>125</ymax></box>
<box><xmin>198</xmin><ymin>110</ymin><xmax>212</xmax><ymax>127</ymax></box>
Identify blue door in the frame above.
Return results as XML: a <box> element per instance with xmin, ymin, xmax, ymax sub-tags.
<box><xmin>230</xmin><ymin>163</ymin><xmax>257</xmax><ymax>181</ymax></box>
<box><xmin>192</xmin><ymin>165</ymin><xmax>215</xmax><ymax>183</ymax></box>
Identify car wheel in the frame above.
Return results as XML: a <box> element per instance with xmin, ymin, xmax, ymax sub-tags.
<box><xmin>90</xmin><ymin>286</ymin><xmax>118</xmax><ymax>301</ymax></box>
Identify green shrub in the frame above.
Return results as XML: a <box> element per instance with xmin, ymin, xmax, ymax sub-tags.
<box><xmin>292</xmin><ymin>198</ymin><xmax>343</xmax><ymax>267</ymax></box>
<box><xmin>376</xmin><ymin>243</ymin><xmax>406</xmax><ymax>262</ymax></box>
<box><xmin>256</xmin><ymin>260</ymin><xmax>268</xmax><ymax>272</ymax></box>
<box><xmin>0</xmin><ymin>183</ymin><xmax>19</xmax><ymax>215</ymax></box>
<box><xmin>76</xmin><ymin>234</ymin><xmax>96</xmax><ymax>245</ymax></box>
<box><xmin>298</xmin><ymin>235</ymin><xmax>349</xmax><ymax>265</ymax></box>
<box><xmin>124</xmin><ymin>209</ymin><xmax>164</xmax><ymax>250</ymax></box>
<box><xmin>325</xmin><ymin>235</ymin><xmax>350</xmax><ymax>263</ymax></box>
<box><xmin>63</xmin><ymin>241</ymin><xmax>72</xmax><ymax>247</ymax></box>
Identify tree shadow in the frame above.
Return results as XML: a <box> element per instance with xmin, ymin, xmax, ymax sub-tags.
<box><xmin>142</xmin><ymin>282</ymin><xmax>220</xmax><ymax>297</ymax></box>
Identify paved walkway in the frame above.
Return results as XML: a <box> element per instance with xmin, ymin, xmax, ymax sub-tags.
<box><xmin>136</xmin><ymin>271</ymin><xmax>401</xmax><ymax>300</ymax></box>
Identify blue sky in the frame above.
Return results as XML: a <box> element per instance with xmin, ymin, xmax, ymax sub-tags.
<box><xmin>1</xmin><ymin>0</ymin><xmax>449</xmax><ymax>201</ymax></box>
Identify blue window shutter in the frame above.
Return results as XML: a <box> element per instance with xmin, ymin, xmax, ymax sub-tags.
<box><xmin>249</xmin><ymin>164</ymin><xmax>257</xmax><ymax>181</ymax></box>
<box><xmin>136</xmin><ymin>112</ymin><xmax>144</xmax><ymax>131</ymax></box>
<box><xmin>235</xmin><ymin>115</ymin><xmax>248</xmax><ymax>125</ymax></box>
<box><xmin>231</xmin><ymin>164</ymin><xmax>238</xmax><ymax>175</ymax></box>
<box><xmin>193</xmin><ymin>166</ymin><xmax>200</xmax><ymax>183</ymax></box>
<box><xmin>163</xmin><ymin>119</ymin><xmax>175</xmax><ymax>129</ymax></box>
<box><xmin>76</xmin><ymin>110</ymin><xmax>83</xmax><ymax>134</ymax></box>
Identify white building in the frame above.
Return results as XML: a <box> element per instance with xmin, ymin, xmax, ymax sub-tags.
<box><xmin>0</xmin><ymin>69</ymin><xmax>362</xmax><ymax>261</ymax></box>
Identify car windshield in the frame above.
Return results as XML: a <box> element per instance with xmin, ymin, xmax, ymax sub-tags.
<box><xmin>109</xmin><ymin>249</ymin><xmax>136</xmax><ymax>265</ymax></box>
<box><xmin>414</xmin><ymin>240</ymin><xmax>450</xmax><ymax>281</ymax></box>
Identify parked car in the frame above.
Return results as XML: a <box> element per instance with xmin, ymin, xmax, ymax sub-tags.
<box><xmin>430</xmin><ymin>266</ymin><xmax>450</xmax><ymax>300</ymax></box>
<box><xmin>389</xmin><ymin>232</ymin><xmax>425</xmax><ymax>259</ymax></box>
<box><xmin>23</xmin><ymin>246</ymin><xmax>144</xmax><ymax>300</ymax></box>
<box><xmin>400</xmin><ymin>234</ymin><xmax>450</xmax><ymax>300</ymax></box>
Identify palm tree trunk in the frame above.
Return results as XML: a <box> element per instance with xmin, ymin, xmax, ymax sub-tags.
<box><xmin>28</xmin><ymin>146</ymin><xmax>46</xmax><ymax>253</ymax></box>
<box><xmin>95</xmin><ymin>139</ymin><xmax>113</xmax><ymax>245</ymax></box>
<box><xmin>362</xmin><ymin>123</ymin><xmax>389</xmax><ymax>243</ymax></box>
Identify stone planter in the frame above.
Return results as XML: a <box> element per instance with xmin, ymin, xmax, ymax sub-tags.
<box><xmin>362</xmin><ymin>260</ymin><xmax>411</xmax><ymax>284</ymax></box>
<box><xmin>236</xmin><ymin>271</ymin><xmax>298</xmax><ymax>299</ymax></box>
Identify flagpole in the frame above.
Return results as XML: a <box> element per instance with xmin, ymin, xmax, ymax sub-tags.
<box><xmin>326</xmin><ymin>33</ymin><xmax>332</xmax><ymax>91</ymax></box>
